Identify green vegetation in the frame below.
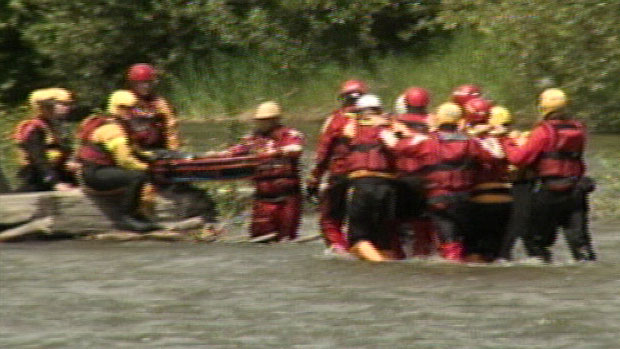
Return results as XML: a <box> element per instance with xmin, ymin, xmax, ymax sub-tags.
<box><xmin>440</xmin><ymin>0</ymin><xmax>620</xmax><ymax>130</ymax></box>
<box><xmin>168</xmin><ymin>31</ymin><xmax>536</xmax><ymax>123</ymax></box>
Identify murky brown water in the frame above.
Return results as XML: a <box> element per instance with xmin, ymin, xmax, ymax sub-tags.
<box><xmin>2</xmin><ymin>219</ymin><xmax>619</xmax><ymax>348</ymax></box>
<box><xmin>1</xmin><ymin>126</ymin><xmax>619</xmax><ymax>348</ymax></box>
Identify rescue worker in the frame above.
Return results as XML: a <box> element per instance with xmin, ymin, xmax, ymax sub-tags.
<box><xmin>380</xmin><ymin>102</ymin><xmax>495</xmax><ymax>262</ymax></box>
<box><xmin>126</xmin><ymin>63</ymin><xmax>180</xmax><ymax>151</ymax></box>
<box><xmin>126</xmin><ymin>63</ymin><xmax>217</xmax><ymax>222</ymax></box>
<box><xmin>218</xmin><ymin>101</ymin><xmax>304</xmax><ymax>242</ymax></box>
<box><xmin>342</xmin><ymin>94</ymin><xmax>399</xmax><ymax>262</ymax></box>
<box><xmin>13</xmin><ymin>88</ymin><xmax>77</xmax><ymax>192</ymax></box>
<box><xmin>501</xmin><ymin>88</ymin><xmax>596</xmax><ymax>262</ymax></box>
<box><xmin>391</xmin><ymin>87</ymin><xmax>437</xmax><ymax>258</ymax></box>
<box><xmin>489</xmin><ymin>106</ymin><xmax>534</xmax><ymax>261</ymax></box>
<box><xmin>75</xmin><ymin>90</ymin><xmax>159</xmax><ymax>232</ymax></box>
<box><xmin>306</xmin><ymin>79</ymin><xmax>368</xmax><ymax>254</ymax></box>
<box><xmin>463</xmin><ymin>99</ymin><xmax>512</xmax><ymax>262</ymax></box>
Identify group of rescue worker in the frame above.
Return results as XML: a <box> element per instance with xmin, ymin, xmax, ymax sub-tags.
<box><xmin>12</xmin><ymin>63</ymin><xmax>215</xmax><ymax>231</ymax></box>
<box><xmin>306</xmin><ymin>80</ymin><xmax>596</xmax><ymax>264</ymax></box>
<box><xmin>10</xmin><ymin>63</ymin><xmax>597</xmax><ymax>263</ymax></box>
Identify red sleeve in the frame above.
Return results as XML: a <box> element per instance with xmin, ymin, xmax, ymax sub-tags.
<box><xmin>391</xmin><ymin>134</ymin><xmax>428</xmax><ymax>157</ymax></box>
<box><xmin>501</xmin><ymin>125</ymin><xmax>549</xmax><ymax>167</ymax></box>
<box><xmin>311</xmin><ymin>115</ymin><xmax>342</xmax><ymax>178</ymax></box>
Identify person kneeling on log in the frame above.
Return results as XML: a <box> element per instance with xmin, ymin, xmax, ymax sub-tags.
<box><xmin>75</xmin><ymin>90</ymin><xmax>160</xmax><ymax>232</ymax></box>
<box><xmin>13</xmin><ymin>88</ymin><xmax>78</xmax><ymax>192</ymax></box>
<box><xmin>212</xmin><ymin>101</ymin><xmax>305</xmax><ymax>242</ymax></box>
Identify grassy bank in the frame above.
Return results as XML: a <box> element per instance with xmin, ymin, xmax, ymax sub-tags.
<box><xmin>166</xmin><ymin>32</ymin><xmax>537</xmax><ymax>124</ymax></box>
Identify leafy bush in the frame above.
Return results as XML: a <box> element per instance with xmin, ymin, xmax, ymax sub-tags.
<box><xmin>4</xmin><ymin>0</ymin><xmax>441</xmax><ymax>107</ymax></box>
<box><xmin>439</xmin><ymin>0</ymin><xmax>620</xmax><ymax>130</ymax></box>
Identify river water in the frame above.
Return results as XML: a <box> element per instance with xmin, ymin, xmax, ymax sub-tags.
<box><xmin>1</xmin><ymin>125</ymin><xmax>619</xmax><ymax>348</ymax></box>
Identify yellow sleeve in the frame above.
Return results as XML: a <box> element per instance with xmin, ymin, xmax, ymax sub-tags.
<box><xmin>155</xmin><ymin>97</ymin><xmax>180</xmax><ymax>150</ymax></box>
<box><xmin>92</xmin><ymin>124</ymin><xmax>148</xmax><ymax>171</ymax></box>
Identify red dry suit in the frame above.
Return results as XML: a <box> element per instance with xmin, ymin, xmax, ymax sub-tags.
<box><xmin>392</xmin><ymin>113</ymin><xmax>437</xmax><ymax>257</ymax></box>
<box><xmin>502</xmin><ymin>119</ymin><xmax>586</xmax><ymax>179</ymax></box>
<box><xmin>227</xmin><ymin>125</ymin><xmax>305</xmax><ymax>241</ymax></box>
<box><xmin>310</xmin><ymin>107</ymin><xmax>356</xmax><ymax>249</ymax></box>
<box><xmin>387</xmin><ymin>127</ymin><xmax>494</xmax><ymax>261</ymax></box>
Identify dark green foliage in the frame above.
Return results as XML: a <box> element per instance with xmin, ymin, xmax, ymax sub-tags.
<box><xmin>2</xmin><ymin>0</ymin><xmax>440</xmax><ymax>107</ymax></box>
<box><xmin>439</xmin><ymin>0</ymin><xmax>620</xmax><ymax>130</ymax></box>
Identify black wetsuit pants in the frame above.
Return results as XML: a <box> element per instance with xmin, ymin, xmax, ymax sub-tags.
<box><xmin>498</xmin><ymin>181</ymin><xmax>533</xmax><ymax>260</ymax></box>
<box><xmin>347</xmin><ymin>177</ymin><xmax>397</xmax><ymax>250</ymax></box>
<box><xmin>525</xmin><ymin>186</ymin><xmax>596</xmax><ymax>262</ymax></box>
<box><xmin>81</xmin><ymin>164</ymin><xmax>147</xmax><ymax>216</ymax></box>
<box><xmin>467</xmin><ymin>202</ymin><xmax>512</xmax><ymax>261</ymax></box>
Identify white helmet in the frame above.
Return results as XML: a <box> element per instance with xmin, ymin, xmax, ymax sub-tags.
<box><xmin>356</xmin><ymin>94</ymin><xmax>382</xmax><ymax>110</ymax></box>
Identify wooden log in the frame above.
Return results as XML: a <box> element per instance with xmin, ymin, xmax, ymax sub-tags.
<box><xmin>49</xmin><ymin>190</ymin><xmax>119</xmax><ymax>234</ymax></box>
<box><xmin>0</xmin><ymin>192</ymin><xmax>54</xmax><ymax>225</ymax></box>
<box><xmin>0</xmin><ymin>217</ymin><xmax>53</xmax><ymax>242</ymax></box>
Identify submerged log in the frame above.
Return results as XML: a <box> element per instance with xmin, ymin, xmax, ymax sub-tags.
<box><xmin>0</xmin><ymin>190</ymin><xmax>211</xmax><ymax>241</ymax></box>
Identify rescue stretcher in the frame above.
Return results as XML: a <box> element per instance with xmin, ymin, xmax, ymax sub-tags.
<box><xmin>150</xmin><ymin>153</ymin><xmax>266</xmax><ymax>183</ymax></box>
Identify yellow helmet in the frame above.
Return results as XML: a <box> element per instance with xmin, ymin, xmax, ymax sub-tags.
<box><xmin>28</xmin><ymin>88</ymin><xmax>55</xmax><ymax>112</ymax></box>
<box><xmin>539</xmin><ymin>88</ymin><xmax>567</xmax><ymax>116</ymax></box>
<box><xmin>48</xmin><ymin>88</ymin><xmax>73</xmax><ymax>103</ymax></box>
<box><xmin>435</xmin><ymin>102</ymin><xmax>462</xmax><ymax>125</ymax></box>
<box><xmin>489</xmin><ymin>105</ymin><xmax>512</xmax><ymax>126</ymax></box>
<box><xmin>108</xmin><ymin>90</ymin><xmax>138</xmax><ymax>115</ymax></box>
<box><xmin>254</xmin><ymin>101</ymin><xmax>282</xmax><ymax>119</ymax></box>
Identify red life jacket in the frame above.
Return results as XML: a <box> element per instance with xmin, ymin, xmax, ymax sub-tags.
<box><xmin>75</xmin><ymin>115</ymin><xmax>118</xmax><ymax>166</ymax></box>
<box><xmin>421</xmin><ymin>131</ymin><xmax>479</xmax><ymax>198</ymax></box>
<box><xmin>243</xmin><ymin>126</ymin><xmax>303</xmax><ymax>198</ymax></box>
<box><xmin>397</xmin><ymin>113</ymin><xmax>429</xmax><ymax>133</ymax></box>
<box><xmin>536</xmin><ymin>120</ymin><xmax>585</xmax><ymax>178</ymax></box>
<box><xmin>394</xmin><ymin>113</ymin><xmax>430</xmax><ymax>174</ymax></box>
<box><xmin>325</xmin><ymin>108</ymin><xmax>354</xmax><ymax>176</ymax></box>
<box><xmin>346</xmin><ymin>121</ymin><xmax>394</xmax><ymax>174</ymax></box>
<box><xmin>128</xmin><ymin>108</ymin><xmax>167</xmax><ymax>149</ymax></box>
<box><xmin>13</xmin><ymin>118</ymin><xmax>68</xmax><ymax>166</ymax></box>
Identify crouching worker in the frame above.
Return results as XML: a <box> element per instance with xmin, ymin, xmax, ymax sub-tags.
<box><xmin>380</xmin><ymin>103</ymin><xmax>495</xmax><ymax>262</ymax></box>
<box><xmin>343</xmin><ymin>94</ymin><xmax>399</xmax><ymax>262</ymax></box>
<box><xmin>75</xmin><ymin>90</ymin><xmax>160</xmax><ymax>232</ymax></box>
<box><xmin>216</xmin><ymin>101</ymin><xmax>304</xmax><ymax>242</ymax></box>
<box><xmin>13</xmin><ymin>88</ymin><xmax>78</xmax><ymax>192</ymax></box>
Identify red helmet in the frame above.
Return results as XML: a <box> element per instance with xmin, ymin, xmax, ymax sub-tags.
<box><xmin>464</xmin><ymin>98</ymin><xmax>493</xmax><ymax>124</ymax></box>
<box><xmin>340</xmin><ymin>79</ymin><xmax>368</xmax><ymax>96</ymax></box>
<box><xmin>451</xmin><ymin>84</ymin><xmax>482</xmax><ymax>106</ymax></box>
<box><xmin>127</xmin><ymin>63</ymin><xmax>157</xmax><ymax>81</ymax></box>
<box><xmin>404</xmin><ymin>87</ymin><xmax>430</xmax><ymax>107</ymax></box>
